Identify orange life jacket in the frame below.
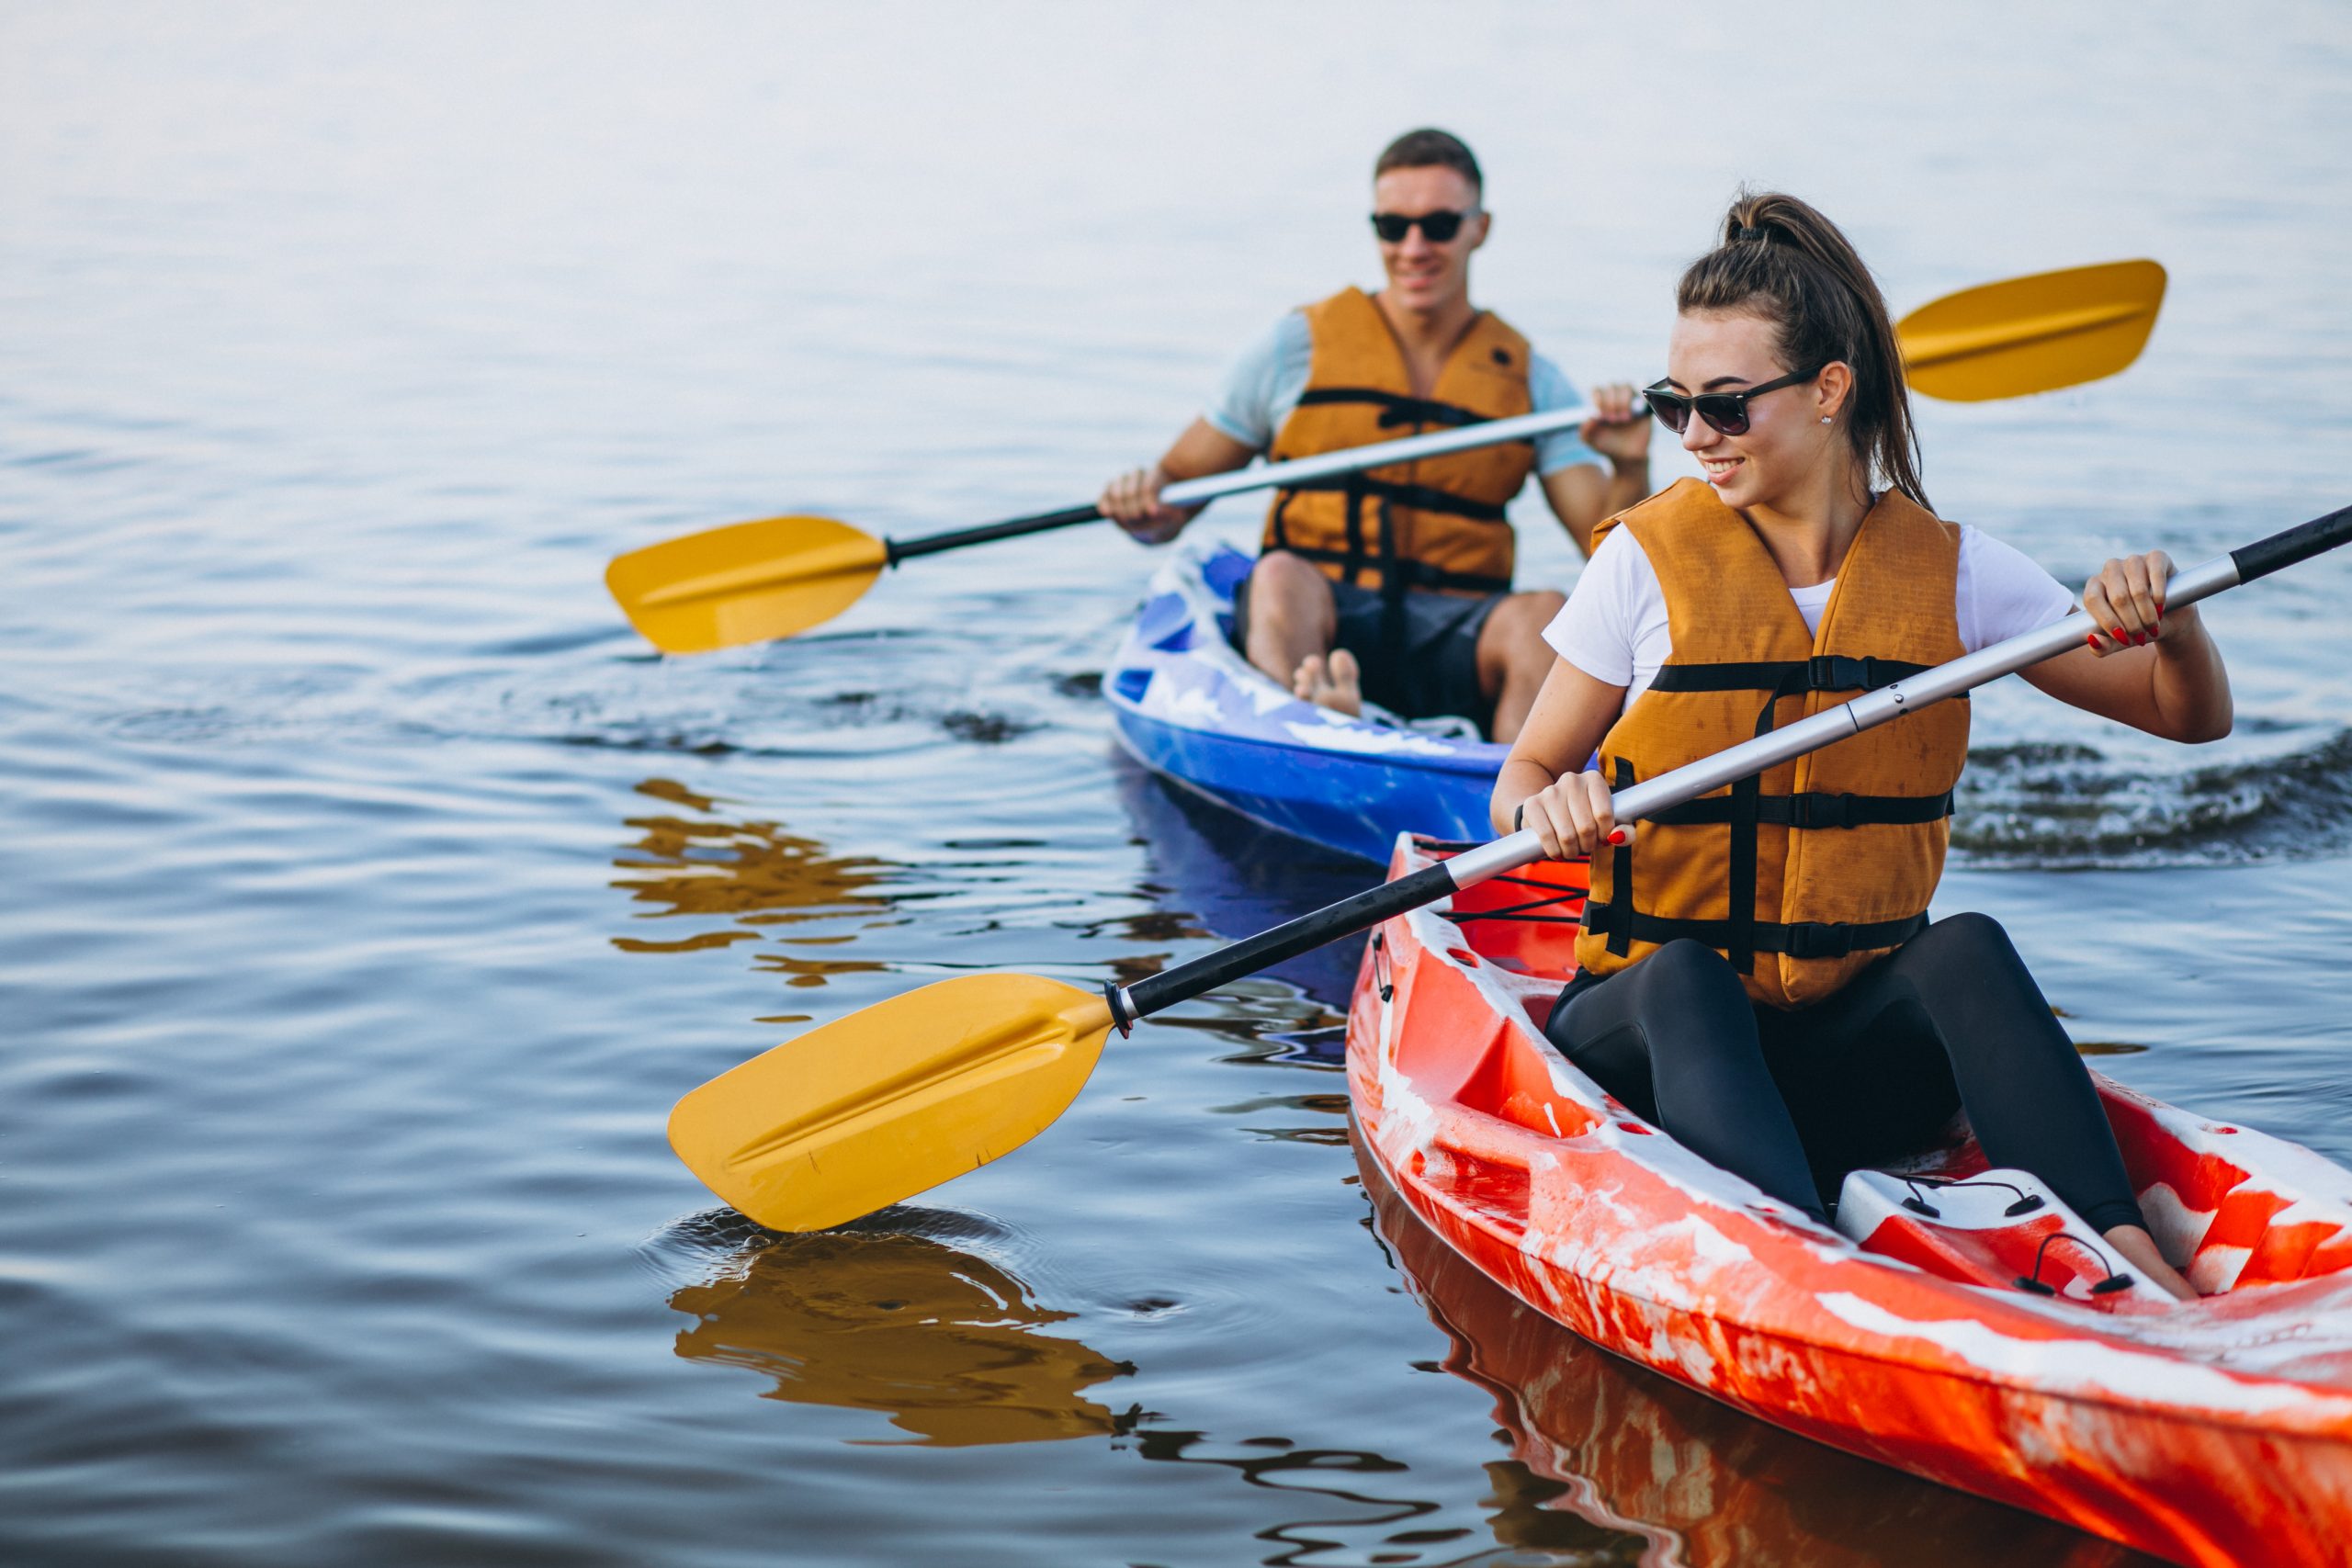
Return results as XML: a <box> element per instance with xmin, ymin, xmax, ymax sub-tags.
<box><xmin>1262</xmin><ymin>287</ymin><xmax>1535</xmax><ymax>597</ymax></box>
<box><xmin>1575</xmin><ymin>479</ymin><xmax>1971</xmax><ymax>1009</ymax></box>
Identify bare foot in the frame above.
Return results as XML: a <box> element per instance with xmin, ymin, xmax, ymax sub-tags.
<box><xmin>2103</xmin><ymin>1224</ymin><xmax>2198</xmax><ymax>1301</ymax></box>
<box><xmin>1292</xmin><ymin>649</ymin><xmax>1363</xmax><ymax>716</ymax></box>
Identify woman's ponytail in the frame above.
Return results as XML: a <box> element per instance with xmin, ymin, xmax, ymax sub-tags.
<box><xmin>1678</xmin><ymin>191</ymin><xmax>1928</xmax><ymax>512</ymax></box>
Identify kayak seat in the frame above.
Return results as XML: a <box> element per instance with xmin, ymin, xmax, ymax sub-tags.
<box><xmin>1837</xmin><ymin>1167</ymin><xmax>2175</xmax><ymax>1314</ymax></box>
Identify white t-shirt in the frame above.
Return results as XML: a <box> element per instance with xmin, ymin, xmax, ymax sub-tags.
<box><xmin>1544</xmin><ymin>522</ymin><xmax>2076</xmax><ymax>710</ymax></box>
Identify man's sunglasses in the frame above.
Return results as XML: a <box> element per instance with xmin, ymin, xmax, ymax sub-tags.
<box><xmin>1641</xmin><ymin>367</ymin><xmax>1820</xmax><ymax>436</ymax></box>
<box><xmin>1370</xmin><ymin>209</ymin><xmax>1475</xmax><ymax>243</ymax></box>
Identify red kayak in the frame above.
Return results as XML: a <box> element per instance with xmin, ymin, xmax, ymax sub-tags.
<box><xmin>1348</xmin><ymin>836</ymin><xmax>2352</xmax><ymax>1567</ymax></box>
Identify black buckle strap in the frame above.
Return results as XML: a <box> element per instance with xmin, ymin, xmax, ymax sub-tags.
<box><xmin>1344</xmin><ymin>477</ymin><xmax>1372</xmax><ymax>589</ymax></box>
<box><xmin>1804</xmin><ymin>654</ymin><xmax>1922</xmax><ymax>692</ymax></box>
<box><xmin>1264</xmin><ymin>541</ymin><xmax>1513</xmax><ymax>597</ymax></box>
<box><xmin>1580</xmin><ymin>902</ymin><xmax>1928</xmax><ymax>962</ymax></box>
<box><xmin>1384</xmin><ymin>557</ymin><xmax>1513</xmax><ymax>595</ymax></box>
<box><xmin>1295</xmin><ymin>386</ymin><xmax>1522</xmax><ymax>434</ymax></box>
<box><xmin>1649</xmin><ymin>656</ymin><xmax>1937</xmax><ymax>695</ymax></box>
<box><xmin>1771</xmin><ymin>913</ymin><xmax>1929</xmax><ymax>959</ymax></box>
<box><xmin>1607</xmin><ymin>757</ymin><xmax>1635</xmax><ymax>957</ymax></box>
<box><xmin>1273</xmin><ymin>474</ymin><xmax>1510</xmax><ymax>524</ymax></box>
<box><xmin>1645</xmin><ymin>790</ymin><xmax>1956</xmax><ymax>829</ymax></box>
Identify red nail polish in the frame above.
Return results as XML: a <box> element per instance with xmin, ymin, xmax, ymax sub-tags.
<box><xmin>2085</xmin><ymin>632</ymin><xmax>2100</xmax><ymax>649</ymax></box>
<box><xmin>2112</xmin><ymin>626</ymin><xmax>2128</xmax><ymax>640</ymax></box>
<box><xmin>1607</xmin><ymin>829</ymin><xmax>1627</xmax><ymax>846</ymax></box>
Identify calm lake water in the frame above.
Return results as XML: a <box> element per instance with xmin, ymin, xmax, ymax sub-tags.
<box><xmin>6</xmin><ymin>6</ymin><xmax>2352</xmax><ymax>1564</ymax></box>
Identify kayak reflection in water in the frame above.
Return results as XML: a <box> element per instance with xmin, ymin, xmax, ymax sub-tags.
<box><xmin>1354</xmin><ymin>1137</ymin><xmax>2139</xmax><ymax>1568</ymax></box>
<box><xmin>1097</xmin><ymin>127</ymin><xmax>1651</xmax><ymax>743</ymax></box>
<box><xmin>1495</xmin><ymin>191</ymin><xmax>2233</xmax><ymax>1302</ymax></box>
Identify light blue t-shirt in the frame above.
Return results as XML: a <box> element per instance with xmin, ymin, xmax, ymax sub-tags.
<box><xmin>1203</xmin><ymin>308</ymin><xmax>1601</xmax><ymax>476</ymax></box>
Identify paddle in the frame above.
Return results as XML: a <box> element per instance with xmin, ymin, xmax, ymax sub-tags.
<box><xmin>671</xmin><ymin>502</ymin><xmax>2352</xmax><ymax>1232</ymax></box>
<box><xmin>608</xmin><ymin>261</ymin><xmax>2168</xmax><ymax>655</ymax></box>
<box><xmin>1896</xmin><ymin>259</ymin><xmax>2165</xmax><ymax>403</ymax></box>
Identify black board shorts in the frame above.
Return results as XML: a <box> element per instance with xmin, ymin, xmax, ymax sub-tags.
<box><xmin>1232</xmin><ymin>558</ymin><xmax>1505</xmax><ymax>733</ymax></box>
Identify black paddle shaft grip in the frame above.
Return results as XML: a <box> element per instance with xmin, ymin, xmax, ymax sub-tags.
<box><xmin>2230</xmin><ymin>502</ymin><xmax>2352</xmax><ymax>584</ymax></box>
<box><xmin>885</xmin><ymin>504</ymin><xmax>1105</xmax><ymax>564</ymax></box>
<box><xmin>1119</xmin><ymin>863</ymin><xmax>1459</xmax><ymax>1024</ymax></box>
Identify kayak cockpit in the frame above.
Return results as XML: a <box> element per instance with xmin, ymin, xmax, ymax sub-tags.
<box><xmin>1379</xmin><ymin>837</ymin><xmax>2352</xmax><ymax>1314</ymax></box>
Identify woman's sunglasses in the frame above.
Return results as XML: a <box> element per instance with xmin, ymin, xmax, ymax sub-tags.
<box><xmin>1369</xmin><ymin>209</ymin><xmax>1473</xmax><ymax>243</ymax></box>
<box><xmin>1642</xmin><ymin>367</ymin><xmax>1819</xmax><ymax>436</ymax></box>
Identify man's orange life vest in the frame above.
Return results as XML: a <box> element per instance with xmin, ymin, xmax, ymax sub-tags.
<box><xmin>1575</xmin><ymin>479</ymin><xmax>1971</xmax><ymax>1009</ymax></box>
<box><xmin>1262</xmin><ymin>287</ymin><xmax>1535</xmax><ymax>596</ymax></box>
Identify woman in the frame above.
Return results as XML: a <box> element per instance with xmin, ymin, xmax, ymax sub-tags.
<box><xmin>1496</xmin><ymin>193</ymin><xmax>2231</xmax><ymax>1300</ymax></box>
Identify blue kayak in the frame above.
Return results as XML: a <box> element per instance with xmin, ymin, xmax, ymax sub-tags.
<box><xmin>1104</xmin><ymin>545</ymin><xmax>1509</xmax><ymax>864</ymax></box>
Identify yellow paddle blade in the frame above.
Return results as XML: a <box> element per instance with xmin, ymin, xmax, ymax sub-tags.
<box><xmin>605</xmin><ymin>514</ymin><xmax>889</xmax><ymax>654</ymax></box>
<box><xmin>1896</xmin><ymin>259</ymin><xmax>2166</xmax><ymax>402</ymax></box>
<box><xmin>669</xmin><ymin>974</ymin><xmax>1117</xmax><ymax>1232</ymax></box>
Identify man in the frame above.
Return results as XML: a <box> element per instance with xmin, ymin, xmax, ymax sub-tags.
<box><xmin>1100</xmin><ymin>128</ymin><xmax>1650</xmax><ymax>743</ymax></box>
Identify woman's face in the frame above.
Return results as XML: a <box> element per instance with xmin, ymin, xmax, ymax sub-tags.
<box><xmin>1661</xmin><ymin>308</ymin><xmax>1849</xmax><ymax>513</ymax></box>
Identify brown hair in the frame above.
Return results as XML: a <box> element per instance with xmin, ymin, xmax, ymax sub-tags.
<box><xmin>1677</xmin><ymin>191</ymin><xmax>1927</xmax><ymax>510</ymax></box>
<box><xmin>1374</xmin><ymin>129</ymin><xmax>1482</xmax><ymax>197</ymax></box>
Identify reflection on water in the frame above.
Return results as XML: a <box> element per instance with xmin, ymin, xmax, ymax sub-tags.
<box><xmin>11</xmin><ymin>6</ymin><xmax>2352</xmax><ymax>1565</ymax></box>
<box><xmin>1111</xmin><ymin>750</ymin><xmax>1367</xmax><ymax>1028</ymax></box>
<box><xmin>613</xmin><ymin>778</ymin><xmax>895</xmax><ymax>932</ymax></box>
<box><xmin>665</xmin><ymin>1209</ymin><xmax>1139</xmax><ymax>1449</ymax></box>
<box><xmin>1356</xmin><ymin>1137</ymin><xmax>2154</xmax><ymax>1568</ymax></box>
<box><xmin>610</xmin><ymin>777</ymin><xmax>902</xmax><ymax>1016</ymax></box>
<box><xmin>657</xmin><ymin>1200</ymin><xmax>1547</xmax><ymax>1564</ymax></box>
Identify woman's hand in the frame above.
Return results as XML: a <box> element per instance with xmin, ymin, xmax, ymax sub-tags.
<box><xmin>1580</xmin><ymin>381</ymin><xmax>1652</xmax><ymax>467</ymax></box>
<box><xmin>1517</xmin><ymin>770</ymin><xmax>1628</xmax><ymax>860</ymax></box>
<box><xmin>1099</xmin><ymin>465</ymin><xmax>1190</xmax><ymax>544</ymax></box>
<box><xmin>2082</xmin><ymin>550</ymin><xmax>2188</xmax><ymax>656</ymax></box>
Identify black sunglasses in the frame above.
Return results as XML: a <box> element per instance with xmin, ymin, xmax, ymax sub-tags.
<box><xmin>1370</xmin><ymin>209</ymin><xmax>1474</xmax><ymax>243</ymax></box>
<box><xmin>1642</xmin><ymin>367</ymin><xmax>1820</xmax><ymax>436</ymax></box>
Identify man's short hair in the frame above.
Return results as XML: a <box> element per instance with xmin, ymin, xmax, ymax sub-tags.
<box><xmin>1374</xmin><ymin>129</ymin><xmax>1483</xmax><ymax>195</ymax></box>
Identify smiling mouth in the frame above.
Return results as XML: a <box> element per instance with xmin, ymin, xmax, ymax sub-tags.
<box><xmin>1701</xmin><ymin>457</ymin><xmax>1744</xmax><ymax>481</ymax></box>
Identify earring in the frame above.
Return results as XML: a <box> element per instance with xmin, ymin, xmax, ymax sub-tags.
<box><xmin>1820</xmin><ymin>415</ymin><xmax>1832</xmax><ymax>425</ymax></box>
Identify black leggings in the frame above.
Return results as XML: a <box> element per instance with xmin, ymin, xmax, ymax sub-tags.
<box><xmin>1543</xmin><ymin>913</ymin><xmax>2145</xmax><ymax>1233</ymax></box>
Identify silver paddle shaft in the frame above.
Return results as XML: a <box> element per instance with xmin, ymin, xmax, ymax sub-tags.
<box><xmin>1158</xmin><ymin>403</ymin><xmax>1624</xmax><ymax>508</ymax></box>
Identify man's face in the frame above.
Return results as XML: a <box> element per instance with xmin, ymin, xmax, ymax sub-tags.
<box><xmin>1371</xmin><ymin>165</ymin><xmax>1487</xmax><ymax>315</ymax></box>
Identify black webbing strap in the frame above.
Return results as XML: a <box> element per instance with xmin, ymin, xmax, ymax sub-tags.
<box><xmin>1273</xmin><ymin>472</ymin><xmax>1510</xmax><ymax>524</ymax></box>
<box><xmin>1374</xmin><ymin>487</ymin><xmax>1404</xmax><ymax>648</ymax></box>
<box><xmin>1385</xmin><ymin>558</ymin><xmax>1512</xmax><ymax>594</ymax></box>
<box><xmin>1645</xmin><ymin>790</ymin><xmax>1956</xmax><ymax>829</ymax></box>
<box><xmin>1647</xmin><ymin>651</ymin><xmax>1945</xmax><ymax>974</ymax></box>
<box><xmin>1343</xmin><ymin>478</ymin><xmax>1371</xmax><ymax>588</ymax></box>
<box><xmin>1647</xmin><ymin>655</ymin><xmax>1934</xmax><ymax>695</ymax></box>
<box><xmin>1579</xmin><ymin>903</ymin><xmax>1929</xmax><ymax>962</ymax></box>
<box><xmin>1606</xmin><ymin>757</ymin><xmax>1634</xmax><ymax>957</ymax></box>
<box><xmin>1728</xmin><ymin>730</ymin><xmax>1762</xmax><ymax>976</ymax></box>
<box><xmin>1295</xmin><ymin>386</ymin><xmax>1506</xmax><ymax>432</ymax></box>
<box><xmin>1261</xmin><ymin>540</ymin><xmax>1512</xmax><ymax>596</ymax></box>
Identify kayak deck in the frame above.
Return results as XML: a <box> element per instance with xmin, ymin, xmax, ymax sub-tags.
<box><xmin>1349</xmin><ymin>835</ymin><xmax>2352</xmax><ymax>1567</ymax></box>
<box><xmin>1105</xmin><ymin>545</ymin><xmax>1507</xmax><ymax>863</ymax></box>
